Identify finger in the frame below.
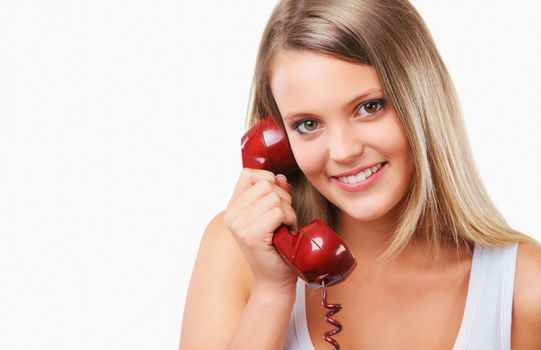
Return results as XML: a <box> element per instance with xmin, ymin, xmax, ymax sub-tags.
<box><xmin>242</xmin><ymin>204</ymin><xmax>298</xmax><ymax>241</ymax></box>
<box><xmin>275</xmin><ymin>174</ymin><xmax>292</xmax><ymax>194</ymax></box>
<box><xmin>280</xmin><ymin>206</ymin><xmax>298</xmax><ymax>233</ymax></box>
<box><xmin>232</xmin><ymin>190</ymin><xmax>295</xmax><ymax>237</ymax></box>
<box><xmin>229</xmin><ymin>168</ymin><xmax>277</xmax><ymax>203</ymax></box>
<box><xmin>225</xmin><ymin>180</ymin><xmax>291</xmax><ymax>234</ymax></box>
<box><xmin>240</xmin><ymin>191</ymin><xmax>294</xmax><ymax>227</ymax></box>
<box><xmin>233</xmin><ymin>179</ymin><xmax>292</xmax><ymax>211</ymax></box>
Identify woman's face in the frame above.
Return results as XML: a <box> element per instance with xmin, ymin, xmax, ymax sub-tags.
<box><xmin>270</xmin><ymin>51</ymin><xmax>414</xmax><ymax>224</ymax></box>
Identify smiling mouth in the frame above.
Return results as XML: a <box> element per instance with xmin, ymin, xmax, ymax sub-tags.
<box><xmin>334</xmin><ymin>162</ymin><xmax>387</xmax><ymax>185</ymax></box>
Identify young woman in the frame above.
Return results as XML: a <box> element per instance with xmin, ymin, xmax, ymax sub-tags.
<box><xmin>180</xmin><ymin>1</ymin><xmax>541</xmax><ymax>349</ymax></box>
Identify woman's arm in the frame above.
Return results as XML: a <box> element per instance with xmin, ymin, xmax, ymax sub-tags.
<box><xmin>512</xmin><ymin>240</ymin><xmax>541</xmax><ymax>349</ymax></box>
<box><xmin>179</xmin><ymin>212</ymin><xmax>296</xmax><ymax>349</ymax></box>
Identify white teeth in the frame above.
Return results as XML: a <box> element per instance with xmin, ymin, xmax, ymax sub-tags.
<box><xmin>339</xmin><ymin>163</ymin><xmax>384</xmax><ymax>184</ymax></box>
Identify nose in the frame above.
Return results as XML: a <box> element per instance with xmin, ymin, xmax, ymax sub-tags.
<box><xmin>328</xmin><ymin>124</ymin><xmax>364</xmax><ymax>164</ymax></box>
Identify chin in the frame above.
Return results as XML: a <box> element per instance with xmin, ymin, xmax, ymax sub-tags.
<box><xmin>332</xmin><ymin>193</ymin><xmax>406</xmax><ymax>224</ymax></box>
<box><xmin>341</xmin><ymin>205</ymin><xmax>390</xmax><ymax>223</ymax></box>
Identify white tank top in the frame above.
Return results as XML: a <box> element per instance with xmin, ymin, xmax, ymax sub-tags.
<box><xmin>284</xmin><ymin>243</ymin><xmax>519</xmax><ymax>350</ymax></box>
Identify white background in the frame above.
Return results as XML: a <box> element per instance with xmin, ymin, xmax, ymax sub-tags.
<box><xmin>0</xmin><ymin>1</ymin><xmax>539</xmax><ymax>349</ymax></box>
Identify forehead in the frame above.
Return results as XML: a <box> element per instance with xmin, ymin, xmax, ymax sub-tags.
<box><xmin>270</xmin><ymin>51</ymin><xmax>382</xmax><ymax>118</ymax></box>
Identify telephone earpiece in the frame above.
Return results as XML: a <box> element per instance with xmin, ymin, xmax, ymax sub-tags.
<box><xmin>241</xmin><ymin>116</ymin><xmax>357</xmax><ymax>288</ymax></box>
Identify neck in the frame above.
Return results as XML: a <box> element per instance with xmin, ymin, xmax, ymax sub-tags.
<box><xmin>337</xmin><ymin>210</ymin><xmax>472</xmax><ymax>275</ymax></box>
<box><xmin>336</xmin><ymin>195</ymin><xmax>408</xmax><ymax>258</ymax></box>
<box><xmin>335</xmin><ymin>200</ymin><xmax>436</xmax><ymax>272</ymax></box>
<box><xmin>338</xmin><ymin>212</ymin><xmax>396</xmax><ymax>262</ymax></box>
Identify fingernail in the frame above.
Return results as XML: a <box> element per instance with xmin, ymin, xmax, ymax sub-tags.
<box><xmin>276</xmin><ymin>174</ymin><xmax>287</xmax><ymax>181</ymax></box>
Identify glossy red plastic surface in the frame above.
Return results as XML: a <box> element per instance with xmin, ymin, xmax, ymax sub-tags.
<box><xmin>240</xmin><ymin>117</ymin><xmax>357</xmax><ymax>289</ymax></box>
<box><xmin>273</xmin><ymin>220</ymin><xmax>356</xmax><ymax>288</ymax></box>
<box><xmin>241</xmin><ymin>117</ymin><xmax>297</xmax><ymax>175</ymax></box>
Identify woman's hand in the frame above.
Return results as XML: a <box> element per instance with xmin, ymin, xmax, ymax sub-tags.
<box><xmin>224</xmin><ymin>168</ymin><xmax>298</xmax><ymax>292</ymax></box>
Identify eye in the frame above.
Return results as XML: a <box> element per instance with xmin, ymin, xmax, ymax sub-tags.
<box><xmin>293</xmin><ymin>119</ymin><xmax>319</xmax><ymax>135</ymax></box>
<box><xmin>357</xmin><ymin>99</ymin><xmax>385</xmax><ymax>118</ymax></box>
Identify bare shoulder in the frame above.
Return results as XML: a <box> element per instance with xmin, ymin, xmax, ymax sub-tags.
<box><xmin>512</xmin><ymin>239</ymin><xmax>541</xmax><ymax>349</ymax></box>
<box><xmin>179</xmin><ymin>211</ymin><xmax>253</xmax><ymax>349</ymax></box>
<box><xmin>192</xmin><ymin>211</ymin><xmax>253</xmax><ymax>297</ymax></box>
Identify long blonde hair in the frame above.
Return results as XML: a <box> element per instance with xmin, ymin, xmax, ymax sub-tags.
<box><xmin>245</xmin><ymin>0</ymin><xmax>532</xmax><ymax>259</ymax></box>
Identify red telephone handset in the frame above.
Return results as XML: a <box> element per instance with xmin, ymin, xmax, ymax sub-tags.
<box><xmin>241</xmin><ymin>116</ymin><xmax>357</xmax><ymax>289</ymax></box>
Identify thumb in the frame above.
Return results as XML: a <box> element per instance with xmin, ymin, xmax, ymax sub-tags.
<box><xmin>275</xmin><ymin>174</ymin><xmax>291</xmax><ymax>193</ymax></box>
<box><xmin>276</xmin><ymin>174</ymin><xmax>297</xmax><ymax>233</ymax></box>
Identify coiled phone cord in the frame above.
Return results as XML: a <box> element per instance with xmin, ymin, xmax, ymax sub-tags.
<box><xmin>321</xmin><ymin>278</ymin><xmax>343</xmax><ymax>349</ymax></box>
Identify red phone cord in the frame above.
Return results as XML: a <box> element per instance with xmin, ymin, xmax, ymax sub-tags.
<box><xmin>321</xmin><ymin>278</ymin><xmax>343</xmax><ymax>349</ymax></box>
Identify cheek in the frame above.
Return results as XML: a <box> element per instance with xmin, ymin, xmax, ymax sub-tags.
<box><xmin>385</xmin><ymin>114</ymin><xmax>412</xmax><ymax>164</ymax></box>
<box><xmin>389</xmin><ymin>135</ymin><xmax>410</xmax><ymax>164</ymax></box>
<box><xmin>290</xmin><ymin>139</ymin><xmax>327</xmax><ymax>176</ymax></box>
<box><xmin>388</xmin><ymin>126</ymin><xmax>415</xmax><ymax>190</ymax></box>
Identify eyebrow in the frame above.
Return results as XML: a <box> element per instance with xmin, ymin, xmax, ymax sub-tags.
<box><xmin>282</xmin><ymin>88</ymin><xmax>383</xmax><ymax>121</ymax></box>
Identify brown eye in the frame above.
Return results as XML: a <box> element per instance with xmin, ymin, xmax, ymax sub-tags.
<box><xmin>364</xmin><ymin>102</ymin><xmax>378</xmax><ymax>113</ymax></box>
<box><xmin>358</xmin><ymin>99</ymin><xmax>385</xmax><ymax>117</ymax></box>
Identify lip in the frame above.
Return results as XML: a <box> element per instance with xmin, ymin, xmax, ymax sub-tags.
<box><xmin>332</xmin><ymin>161</ymin><xmax>386</xmax><ymax>178</ymax></box>
<box><xmin>331</xmin><ymin>162</ymin><xmax>387</xmax><ymax>192</ymax></box>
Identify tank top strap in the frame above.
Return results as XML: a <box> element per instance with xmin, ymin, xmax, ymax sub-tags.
<box><xmin>452</xmin><ymin>243</ymin><xmax>518</xmax><ymax>350</ymax></box>
<box><xmin>283</xmin><ymin>277</ymin><xmax>314</xmax><ymax>349</ymax></box>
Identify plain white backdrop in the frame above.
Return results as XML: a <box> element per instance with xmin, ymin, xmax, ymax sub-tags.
<box><xmin>0</xmin><ymin>1</ymin><xmax>539</xmax><ymax>349</ymax></box>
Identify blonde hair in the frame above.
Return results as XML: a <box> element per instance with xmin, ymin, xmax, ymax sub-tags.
<box><xmin>245</xmin><ymin>0</ymin><xmax>533</xmax><ymax>259</ymax></box>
